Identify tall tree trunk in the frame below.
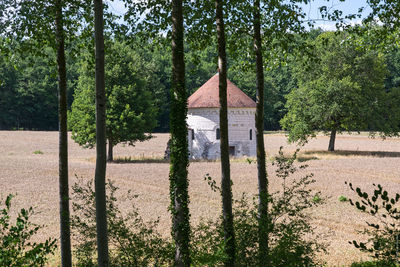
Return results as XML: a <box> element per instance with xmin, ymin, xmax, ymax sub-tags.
<box><xmin>253</xmin><ymin>0</ymin><xmax>269</xmax><ymax>265</ymax></box>
<box><xmin>107</xmin><ymin>139</ymin><xmax>113</xmax><ymax>162</ymax></box>
<box><xmin>94</xmin><ymin>0</ymin><xmax>109</xmax><ymax>266</ymax></box>
<box><xmin>55</xmin><ymin>1</ymin><xmax>71</xmax><ymax>266</ymax></box>
<box><xmin>170</xmin><ymin>0</ymin><xmax>191</xmax><ymax>266</ymax></box>
<box><xmin>328</xmin><ymin>129</ymin><xmax>336</xmax><ymax>151</ymax></box>
<box><xmin>216</xmin><ymin>0</ymin><xmax>235</xmax><ymax>265</ymax></box>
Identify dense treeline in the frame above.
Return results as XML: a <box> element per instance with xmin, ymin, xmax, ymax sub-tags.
<box><xmin>0</xmin><ymin>47</ymin><xmax>59</xmax><ymax>130</ymax></box>
<box><xmin>1</xmin><ymin>31</ymin><xmax>400</xmax><ymax>132</ymax></box>
<box><xmin>1</xmin><ymin>34</ymin><xmax>293</xmax><ymax>131</ymax></box>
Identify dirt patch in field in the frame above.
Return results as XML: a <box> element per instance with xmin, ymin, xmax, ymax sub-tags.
<box><xmin>1</xmin><ymin>131</ymin><xmax>400</xmax><ymax>266</ymax></box>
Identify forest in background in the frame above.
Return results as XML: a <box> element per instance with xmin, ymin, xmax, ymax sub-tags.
<box><xmin>2</xmin><ymin>29</ymin><xmax>400</xmax><ymax>132</ymax></box>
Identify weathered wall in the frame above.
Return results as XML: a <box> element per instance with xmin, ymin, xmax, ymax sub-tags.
<box><xmin>187</xmin><ymin>108</ymin><xmax>256</xmax><ymax>159</ymax></box>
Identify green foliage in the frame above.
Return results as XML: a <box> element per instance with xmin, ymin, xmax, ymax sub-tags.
<box><xmin>351</xmin><ymin>260</ymin><xmax>397</xmax><ymax>267</ymax></box>
<box><xmin>385</xmin><ymin>48</ymin><xmax>400</xmax><ymax>91</ymax></box>
<box><xmin>190</xmin><ymin>219</ymin><xmax>227</xmax><ymax>266</ymax></box>
<box><xmin>192</xmin><ymin>148</ymin><xmax>326</xmax><ymax>266</ymax></box>
<box><xmin>346</xmin><ymin>181</ymin><xmax>400</xmax><ymax>264</ymax></box>
<box><xmin>4</xmin><ymin>30</ymin><xmax>400</xmax><ymax>132</ymax></box>
<box><xmin>33</xmin><ymin>150</ymin><xmax>44</xmax><ymax>155</ymax></box>
<box><xmin>382</xmin><ymin>48</ymin><xmax>400</xmax><ymax>135</ymax></box>
<box><xmin>71</xmin><ymin>179</ymin><xmax>173</xmax><ymax>266</ymax></box>
<box><xmin>228</xmin><ymin>60</ymin><xmax>296</xmax><ymax>130</ymax></box>
<box><xmin>69</xmin><ymin>41</ymin><xmax>158</xmax><ymax>151</ymax></box>
<box><xmin>0</xmin><ymin>0</ymin><xmax>122</xmax><ymax>58</ymax></box>
<box><xmin>312</xmin><ymin>194</ymin><xmax>322</xmax><ymax>204</ymax></box>
<box><xmin>361</xmin><ymin>2</ymin><xmax>400</xmax><ymax>47</ymax></box>
<box><xmin>0</xmin><ymin>194</ymin><xmax>57</xmax><ymax>266</ymax></box>
<box><xmin>0</xmin><ymin>40</ymin><xmax>81</xmax><ymax>131</ymax></box>
<box><xmin>339</xmin><ymin>195</ymin><xmax>348</xmax><ymax>202</ymax></box>
<box><xmin>0</xmin><ymin>45</ymin><xmax>59</xmax><ymax>130</ymax></box>
<box><xmin>70</xmin><ymin>149</ymin><xmax>325</xmax><ymax>266</ymax></box>
<box><xmin>281</xmin><ymin>31</ymin><xmax>393</xmax><ymax>144</ymax></box>
<box><xmin>0</xmin><ymin>48</ymin><xmax>19</xmax><ymax>130</ymax></box>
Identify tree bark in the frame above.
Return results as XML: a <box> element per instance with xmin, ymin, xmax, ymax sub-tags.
<box><xmin>107</xmin><ymin>139</ymin><xmax>113</xmax><ymax>162</ymax></box>
<box><xmin>216</xmin><ymin>0</ymin><xmax>235</xmax><ymax>265</ymax></box>
<box><xmin>94</xmin><ymin>0</ymin><xmax>109</xmax><ymax>266</ymax></box>
<box><xmin>253</xmin><ymin>0</ymin><xmax>269</xmax><ymax>265</ymax></box>
<box><xmin>328</xmin><ymin>129</ymin><xmax>336</xmax><ymax>151</ymax></box>
<box><xmin>170</xmin><ymin>0</ymin><xmax>191</xmax><ymax>266</ymax></box>
<box><xmin>55</xmin><ymin>1</ymin><xmax>71</xmax><ymax>266</ymax></box>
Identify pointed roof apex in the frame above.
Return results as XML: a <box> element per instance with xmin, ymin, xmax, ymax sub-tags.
<box><xmin>188</xmin><ymin>74</ymin><xmax>256</xmax><ymax>108</ymax></box>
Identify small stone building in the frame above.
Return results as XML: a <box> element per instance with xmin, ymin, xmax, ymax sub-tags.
<box><xmin>187</xmin><ymin>74</ymin><xmax>256</xmax><ymax>159</ymax></box>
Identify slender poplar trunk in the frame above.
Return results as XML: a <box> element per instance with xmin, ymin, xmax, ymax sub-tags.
<box><xmin>216</xmin><ymin>0</ymin><xmax>235</xmax><ymax>265</ymax></box>
<box><xmin>328</xmin><ymin>129</ymin><xmax>336</xmax><ymax>151</ymax></box>
<box><xmin>170</xmin><ymin>0</ymin><xmax>191</xmax><ymax>266</ymax></box>
<box><xmin>253</xmin><ymin>0</ymin><xmax>269</xmax><ymax>265</ymax></box>
<box><xmin>93</xmin><ymin>0</ymin><xmax>109</xmax><ymax>266</ymax></box>
<box><xmin>55</xmin><ymin>1</ymin><xmax>71</xmax><ymax>266</ymax></box>
<box><xmin>107</xmin><ymin>139</ymin><xmax>113</xmax><ymax>162</ymax></box>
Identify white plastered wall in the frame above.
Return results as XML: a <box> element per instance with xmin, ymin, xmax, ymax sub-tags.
<box><xmin>187</xmin><ymin>108</ymin><xmax>256</xmax><ymax>159</ymax></box>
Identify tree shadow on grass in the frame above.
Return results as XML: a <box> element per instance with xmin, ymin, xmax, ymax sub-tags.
<box><xmin>112</xmin><ymin>156</ymin><xmax>169</xmax><ymax>164</ymax></box>
<box><xmin>303</xmin><ymin>150</ymin><xmax>400</xmax><ymax>158</ymax></box>
<box><xmin>297</xmin><ymin>156</ymin><xmax>319</xmax><ymax>162</ymax></box>
<box><xmin>110</xmin><ymin>150</ymin><xmax>400</xmax><ymax>164</ymax></box>
<box><xmin>111</xmin><ymin>156</ymin><xmax>248</xmax><ymax>164</ymax></box>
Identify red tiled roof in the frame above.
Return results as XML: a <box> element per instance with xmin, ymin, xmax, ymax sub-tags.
<box><xmin>188</xmin><ymin>74</ymin><xmax>256</xmax><ymax>108</ymax></box>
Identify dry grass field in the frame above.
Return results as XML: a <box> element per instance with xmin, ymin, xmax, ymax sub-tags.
<box><xmin>1</xmin><ymin>131</ymin><xmax>400</xmax><ymax>266</ymax></box>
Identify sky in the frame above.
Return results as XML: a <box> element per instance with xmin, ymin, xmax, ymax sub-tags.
<box><xmin>108</xmin><ymin>0</ymin><xmax>371</xmax><ymax>31</ymax></box>
<box><xmin>299</xmin><ymin>0</ymin><xmax>371</xmax><ymax>30</ymax></box>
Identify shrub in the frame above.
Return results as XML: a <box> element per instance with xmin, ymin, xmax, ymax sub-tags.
<box><xmin>313</xmin><ymin>194</ymin><xmax>322</xmax><ymax>203</ymax></box>
<box><xmin>191</xmin><ymin>148</ymin><xmax>326</xmax><ymax>266</ymax></box>
<box><xmin>33</xmin><ymin>150</ymin><xmax>43</xmax><ymax>154</ymax></box>
<box><xmin>266</xmin><ymin>148</ymin><xmax>326</xmax><ymax>266</ymax></box>
<box><xmin>71</xmin><ymin>148</ymin><xmax>325</xmax><ymax>266</ymax></box>
<box><xmin>0</xmin><ymin>194</ymin><xmax>56</xmax><ymax>266</ymax></box>
<box><xmin>346</xmin><ymin>182</ymin><xmax>400</xmax><ymax>264</ymax></box>
<box><xmin>71</xmin><ymin>179</ymin><xmax>173</xmax><ymax>266</ymax></box>
<box><xmin>339</xmin><ymin>195</ymin><xmax>348</xmax><ymax>202</ymax></box>
<box><xmin>190</xmin><ymin>218</ymin><xmax>226</xmax><ymax>266</ymax></box>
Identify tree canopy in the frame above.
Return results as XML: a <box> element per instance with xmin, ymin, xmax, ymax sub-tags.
<box><xmin>281</xmin><ymin>31</ymin><xmax>394</xmax><ymax>151</ymax></box>
<box><xmin>69</xmin><ymin>41</ymin><xmax>158</xmax><ymax>161</ymax></box>
<box><xmin>3</xmin><ymin>28</ymin><xmax>400</xmax><ymax>135</ymax></box>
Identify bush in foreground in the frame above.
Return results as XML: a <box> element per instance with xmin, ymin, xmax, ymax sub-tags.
<box><xmin>71</xmin><ymin>179</ymin><xmax>173</xmax><ymax>266</ymax></box>
<box><xmin>0</xmin><ymin>194</ymin><xmax>56</xmax><ymax>266</ymax></box>
<box><xmin>71</xmin><ymin>149</ymin><xmax>326</xmax><ymax>266</ymax></box>
<box><xmin>346</xmin><ymin>182</ymin><xmax>400</xmax><ymax>265</ymax></box>
<box><xmin>192</xmin><ymin>148</ymin><xmax>327</xmax><ymax>266</ymax></box>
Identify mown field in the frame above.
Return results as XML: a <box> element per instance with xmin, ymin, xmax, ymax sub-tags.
<box><xmin>1</xmin><ymin>131</ymin><xmax>400</xmax><ymax>266</ymax></box>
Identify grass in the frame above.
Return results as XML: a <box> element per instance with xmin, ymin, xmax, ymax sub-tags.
<box><xmin>1</xmin><ymin>131</ymin><xmax>400</xmax><ymax>266</ymax></box>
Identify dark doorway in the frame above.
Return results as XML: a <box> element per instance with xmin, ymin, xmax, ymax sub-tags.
<box><xmin>229</xmin><ymin>146</ymin><xmax>235</xmax><ymax>156</ymax></box>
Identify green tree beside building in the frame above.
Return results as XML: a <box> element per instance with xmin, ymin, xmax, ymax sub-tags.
<box><xmin>69</xmin><ymin>41</ymin><xmax>158</xmax><ymax>161</ymax></box>
<box><xmin>281</xmin><ymin>32</ymin><xmax>392</xmax><ymax>151</ymax></box>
